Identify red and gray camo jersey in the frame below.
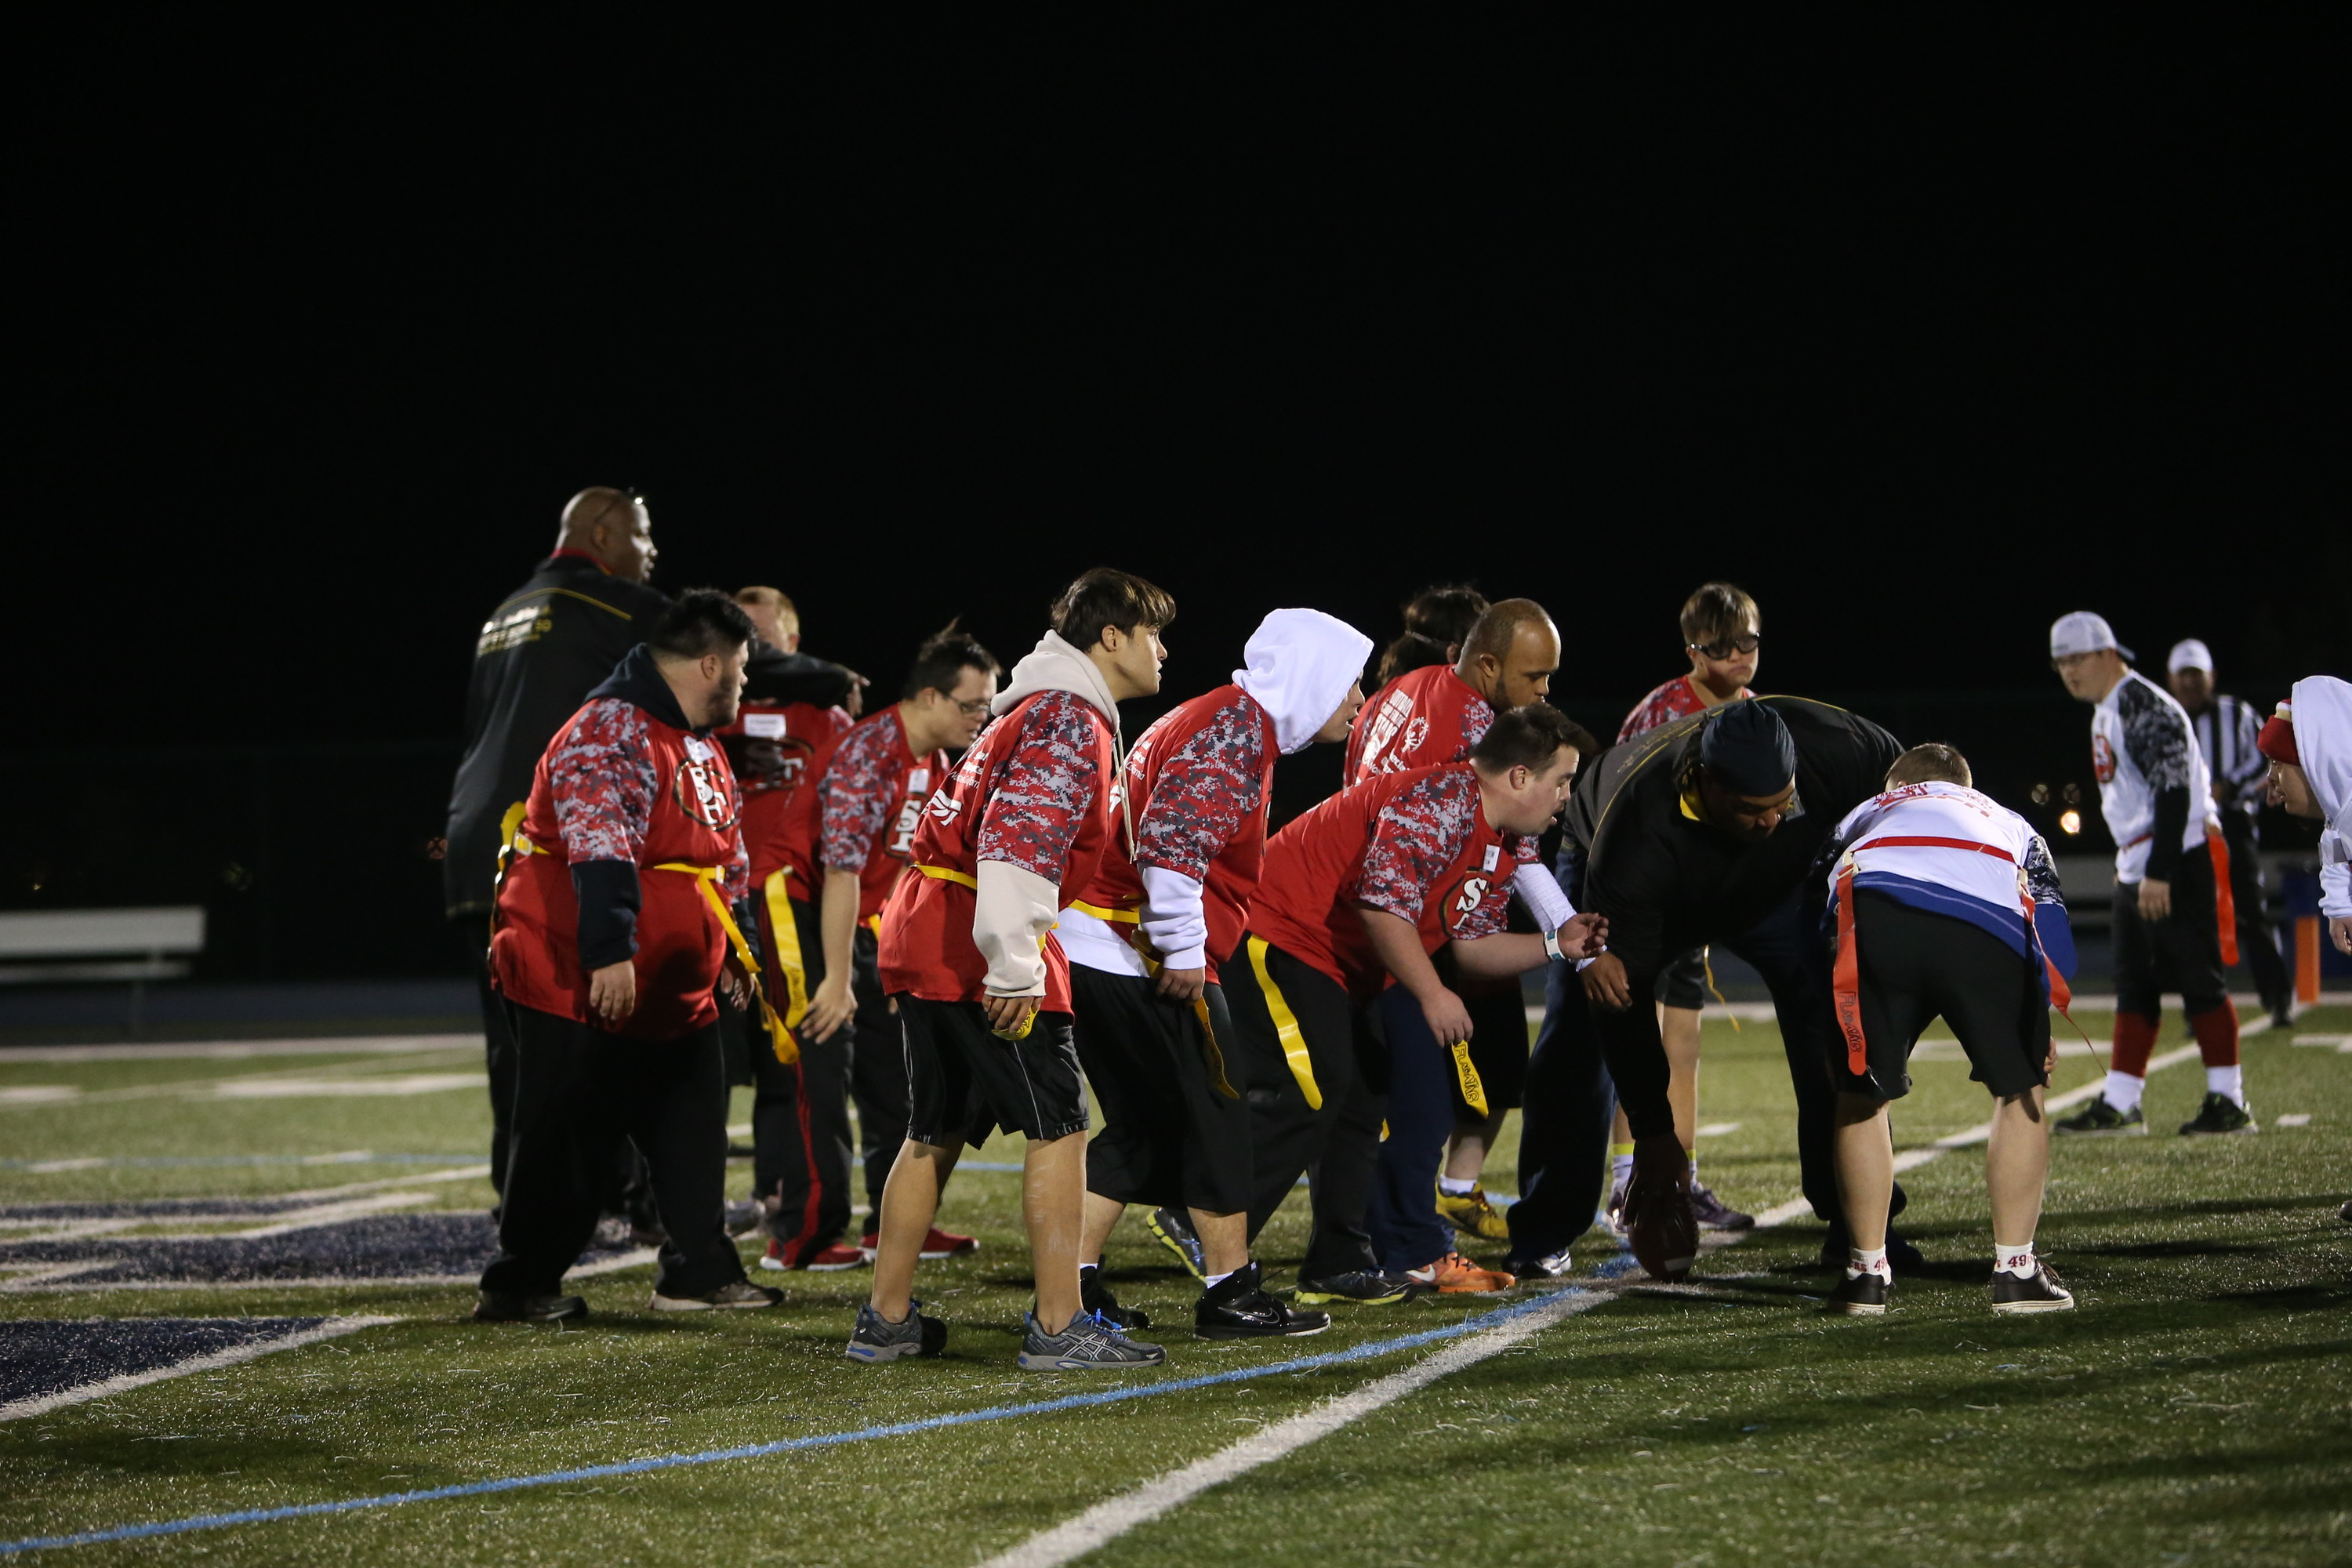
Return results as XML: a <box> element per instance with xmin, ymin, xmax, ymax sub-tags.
<box><xmin>1356</xmin><ymin>768</ymin><xmax>1516</xmax><ymax>938</ymax></box>
<box><xmin>550</xmin><ymin>699</ymin><xmax>749</xmax><ymax>901</ymax></box>
<box><xmin>976</xmin><ymin>690</ymin><xmax>1112</xmax><ymax>882</ymax></box>
<box><xmin>820</xmin><ymin>707</ymin><xmax>916</xmax><ymax>872</ymax></box>
<box><xmin>1617</xmin><ymin>674</ymin><xmax>1751</xmax><ymax>743</ymax></box>
<box><xmin>1133</xmin><ymin>693</ymin><xmax>1272</xmax><ymax>880</ymax></box>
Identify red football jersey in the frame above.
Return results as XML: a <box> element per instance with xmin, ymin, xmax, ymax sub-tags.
<box><xmin>1345</xmin><ymin>664</ymin><xmax>1495</xmax><ymax>784</ymax></box>
<box><xmin>727</xmin><ymin>699</ymin><xmax>852</xmax><ymax>893</ymax></box>
<box><xmin>755</xmin><ymin>706</ymin><xmax>947</xmax><ymax>923</ymax></box>
<box><xmin>1076</xmin><ymin>684</ymin><xmax>1278</xmax><ymax>982</ymax></box>
<box><xmin>877</xmin><ymin>690</ymin><xmax>1119</xmax><ymax>1010</ymax></box>
<box><xmin>1248</xmin><ymin>762</ymin><xmax>1523</xmax><ymax>996</ymax></box>
<box><xmin>1617</xmin><ymin>675</ymin><xmax>1751</xmax><ymax>743</ymax></box>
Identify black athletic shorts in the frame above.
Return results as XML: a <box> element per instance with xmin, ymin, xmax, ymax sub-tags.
<box><xmin>1070</xmin><ymin>966</ymin><xmax>1253</xmax><ymax>1215</ymax></box>
<box><xmin>898</xmin><ymin>994</ymin><xmax>1090</xmax><ymax>1146</ymax></box>
<box><xmin>1835</xmin><ymin>890</ymin><xmax>2050</xmax><ymax>1102</ymax></box>
<box><xmin>1453</xmin><ymin>982</ymin><xmax>1530</xmax><ymax>1117</ymax></box>
<box><xmin>1655</xmin><ymin>947</ymin><xmax>1708</xmax><ymax>1011</ymax></box>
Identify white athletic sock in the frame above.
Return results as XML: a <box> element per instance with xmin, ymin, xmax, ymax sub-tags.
<box><xmin>1994</xmin><ymin>1240</ymin><xmax>2037</xmax><ymax>1277</ymax></box>
<box><xmin>1686</xmin><ymin>1153</ymin><xmax>1700</xmax><ymax>1184</ymax></box>
<box><xmin>1438</xmin><ymin>1175</ymin><xmax>1476</xmax><ymax>1196</ymax></box>
<box><xmin>2206</xmin><ymin>1065</ymin><xmax>2245</xmax><ymax>1105</ymax></box>
<box><xmin>1847</xmin><ymin>1245</ymin><xmax>1890</xmax><ymax>1281</ymax></box>
<box><xmin>2102</xmin><ymin>1070</ymin><xmax>2147</xmax><ymax>1114</ymax></box>
<box><xmin>1202</xmin><ymin>1270</ymin><xmax>1235</xmax><ymax>1290</ymax></box>
<box><xmin>1610</xmin><ymin>1149</ymin><xmax>1635</xmax><ymax>1187</ymax></box>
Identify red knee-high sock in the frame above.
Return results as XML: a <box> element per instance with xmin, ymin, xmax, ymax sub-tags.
<box><xmin>2187</xmin><ymin>1004</ymin><xmax>2241</xmax><ymax>1068</ymax></box>
<box><xmin>2111</xmin><ymin>1012</ymin><xmax>2159</xmax><ymax>1078</ymax></box>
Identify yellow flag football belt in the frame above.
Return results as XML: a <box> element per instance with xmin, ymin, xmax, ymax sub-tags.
<box><xmin>652</xmin><ymin>863</ymin><xmax>797</xmax><ymax>1066</ymax></box>
<box><xmin>1246</xmin><ymin>936</ymin><xmax>1323</xmax><ymax>1111</ymax></box>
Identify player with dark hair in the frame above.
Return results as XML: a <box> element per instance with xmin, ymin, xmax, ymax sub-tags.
<box><xmin>1345</xmin><ymin>598</ymin><xmax>1582</xmax><ymax>1259</ymax></box>
<box><xmin>1508</xmin><ymin>696</ymin><xmax>1907</xmax><ymax>1284</ymax></box>
<box><xmin>850</xmin><ymin>569</ymin><xmax>1174</xmax><ymax>1370</ymax></box>
<box><xmin>1817</xmin><ymin>743</ymin><xmax>2078</xmax><ymax>1315</ymax></box>
<box><xmin>1374</xmin><ymin>584</ymin><xmax>1490</xmax><ymax>687</ymax></box>
<box><xmin>1602</xmin><ymin>582</ymin><xmax>1764</xmax><ymax>1236</ymax></box>
<box><xmin>1232</xmin><ymin>705</ymin><xmax>1606</xmax><ymax>1303</ymax></box>
<box><xmin>2048</xmin><ymin>614</ymin><xmax>2253</xmax><ymax>1137</ymax></box>
<box><xmin>477</xmin><ymin>588</ymin><xmax>783</xmax><ymax>1320</ymax></box>
<box><xmin>1062</xmin><ymin>607</ymin><xmax>1374</xmax><ymax>1339</ymax></box>
<box><xmin>747</xmin><ymin>626</ymin><xmax>1002</xmax><ymax>1272</ymax></box>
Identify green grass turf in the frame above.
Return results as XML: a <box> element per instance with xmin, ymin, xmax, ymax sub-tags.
<box><xmin>2</xmin><ymin>1004</ymin><xmax>2347</xmax><ymax>1566</ymax></box>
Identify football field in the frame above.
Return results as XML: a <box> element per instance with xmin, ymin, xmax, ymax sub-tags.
<box><xmin>2</xmin><ymin>1004</ymin><xmax>2347</xmax><ymax>1566</ymax></box>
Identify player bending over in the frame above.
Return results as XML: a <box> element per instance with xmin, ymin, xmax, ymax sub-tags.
<box><xmin>1819</xmin><ymin>745</ymin><xmax>2077</xmax><ymax>1316</ymax></box>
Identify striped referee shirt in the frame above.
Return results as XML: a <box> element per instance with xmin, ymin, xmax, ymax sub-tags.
<box><xmin>2191</xmin><ymin>693</ymin><xmax>2267</xmax><ymax>815</ymax></box>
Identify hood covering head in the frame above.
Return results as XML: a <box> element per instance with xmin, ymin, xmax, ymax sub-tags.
<box><xmin>2285</xmin><ymin>675</ymin><xmax>2352</xmax><ymax>836</ymax></box>
<box><xmin>993</xmin><ymin>629</ymin><xmax>1123</xmax><ymax>732</ymax></box>
<box><xmin>1700</xmin><ymin>699</ymin><xmax>1798</xmax><ymax>796</ymax></box>
<box><xmin>1233</xmin><ymin>608</ymin><xmax>1376</xmax><ymax>754</ymax></box>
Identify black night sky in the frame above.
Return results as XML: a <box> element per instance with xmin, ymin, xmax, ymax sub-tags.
<box><xmin>10</xmin><ymin>22</ymin><xmax>2347</xmax><ymax>972</ymax></box>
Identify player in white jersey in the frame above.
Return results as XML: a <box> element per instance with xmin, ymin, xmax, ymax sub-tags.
<box><xmin>2047</xmin><ymin>612</ymin><xmax>2254</xmax><ymax>1138</ymax></box>
<box><xmin>1819</xmin><ymin>745</ymin><xmax>2077</xmax><ymax>1316</ymax></box>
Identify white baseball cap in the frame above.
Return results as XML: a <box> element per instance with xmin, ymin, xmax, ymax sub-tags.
<box><xmin>2168</xmin><ymin>638</ymin><xmax>2214</xmax><ymax>675</ymax></box>
<box><xmin>2049</xmin><ymin>611</ymin><xmax>2134</xmax><ymax>662</ymax></box>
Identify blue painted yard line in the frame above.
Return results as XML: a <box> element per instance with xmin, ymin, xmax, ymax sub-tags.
<box><xmin>0</xmin><ymin>1155</ymin><xmax>479</xmax><ymax>1171</ymax></box>
<box><xmin>0</xmin><ymin>1292</ymin><xmax>1587</xmax><ymax>1556</ymax></box>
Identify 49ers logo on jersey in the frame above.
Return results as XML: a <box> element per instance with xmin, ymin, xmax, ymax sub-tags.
<box><xmin>673</xmin><ymin>753</ymin><xmax>739</xmax><ymax>829</ymax></box>
<box><xmin>2092</xmin><ymin>734</ymin><xmax>2116</xmax><ymax>784</ymax></box>
<box><xmin>1444</xmin><ymin>873</ymin><xmax>1491</xmax><ymax>935</ymax></box>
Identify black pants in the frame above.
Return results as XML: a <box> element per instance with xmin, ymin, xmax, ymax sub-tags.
<box><xmin>2115</xmin><ymin>840</ymin><xmax>2228</xmax><ymax>1021</ymax></box>
<box><xmin>753</xmin><ymin>901</ymin><xmax>911</xmax><ymax>1260</ymax></box>
<box><xmin>1510</xmin><ymin>877</ymin><xmax>1872</xmax><ymax>1264</ymax></box>
<box><xmin>1228</xmin><ymin>939</ymin><xmax>1389</xmax><ymax>1279</ymax></box>
<box><xmin>456</xmin><ymin>917</ymin><xmax>521</xmax><ymax>1196</ymax></box>
<box><xmin>479</xmin><ymin>1002</ymin><xmax>746</xmax><ymax>1299</ymax></box>
<box><xmin>2222</xmin><ymin>810</ymin><xmax>2290</xmax><ymax>1011</ymax></box>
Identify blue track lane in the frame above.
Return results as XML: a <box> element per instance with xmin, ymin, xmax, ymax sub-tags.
<box><xmin>0</xmin><ymin>1290</ymin><xmax>1591</xmax><ymax>1556</ymax></box>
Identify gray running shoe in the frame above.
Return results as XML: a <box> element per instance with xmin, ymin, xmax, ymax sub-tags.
<box><xmin>2179</xmin><ymin>1093</ymin><xmax>2258</xmax><ymax>1136</ymax></box>
<box><xmin>1294</xmin><ymin>1269</ymin><xmax>1417</xmax><ymax>1305</ymax></box>
<box><xmin>845</xmin><ymin>1300</ymin><xmax>947</xmax><ymax>1362</ymax></box>
<box><xmin>1018</xmin><ymin>1309</ymin><xmax>1167</xmax><ymax>1370</ymax></box>
<box><xmin>2054</xmin><ymin>1094</ymin><xmax>2146</xmax><ymax>1136</ymax></box>
<box><xmin>650</xmin><ymin>1279</ymin><xmax>783</xmax><ymax>1312</ymax></box>
<box><xmin>1688</xmin><ymin>1182</ymin><xmax>1754</xmax><ymax>1231</ymax></box>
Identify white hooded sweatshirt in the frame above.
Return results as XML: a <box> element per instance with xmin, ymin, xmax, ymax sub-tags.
<box><xmin>1060</xmin><ymin>608</ymin><xmax>1376</xmax><ymax>978</ymax></box>
<box><xmin>971</xmin><ymin>630</ymin><xmax>1127</xmax><ymax>998</ymax></box>
<box><xmin>2286</xmin><ymin>675</ymin><xmax>2352</xmax><ymax>920</ymax></box>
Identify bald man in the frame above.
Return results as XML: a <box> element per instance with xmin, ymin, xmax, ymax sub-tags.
<box><xmin>446</xmin><ymin>488</ymin><xmax>670</xmax><ymax>1197</ymax></box>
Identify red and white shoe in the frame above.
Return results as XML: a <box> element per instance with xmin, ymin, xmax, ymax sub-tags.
<box><xmin>761</xmin><ymin>1238</ymin><xmax>866</xmax><ymax>1272</ymax></box>
<box><xmin>858</xmin><ymin>1229</ymin><xmax>980</xmax><ymax>1262</ymax></box>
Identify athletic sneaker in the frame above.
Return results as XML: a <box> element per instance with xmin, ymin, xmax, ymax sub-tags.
<box><xmin>1602</xmin><ymin>1181</ymin><xmax>1631</xmax><ymax>1240</ymax></box>
<box><xmin>473</xmin><ymin>1290</ymin><xmax>587</xmax><ymax>1323</ymax></box>
<box><xmin>856</xmin><ymin>1227</ymin><xmax>981</xmax><ymax>1263</ymax></box>
<box><xmin>1405</xmin><ymin>1251</ymin><xmax>1516</xmax><ymax>1294</ymax></box>
<box><xmin>844</xmin><ymin>1299</ymin><xmax>947</xmax><ymax>1362</ymax></box>
<box><xmin>1294</xmin><ymin>1269</ymin><xmax>1417</xmax><ymax>1305</ymax></box>
<box><xmin>1991</xmin><ymin>1261</ymin><xmax>2074</xmax><ymax>1314</ymax></box>
<box><xmin>766</xmin><ymin>1240</ymin><xmax>864</xmax><ymax>1272</ymax></box>
<box><xmin>2179</xmin><ymin>1094</ymin><xmax>2258</xmax><ymax>1136</ymax></box>
<box><xmin>1018</xmin><ymin>1309</ymin><xmax>1167</xmax><ymax>1370</ymax></box>
<box><xmin>648</xmin><ymin>1279</ymin><xmax>784</xmax><ymax>1311</ymax></box>
<box><xmin>1504</xmin><ymin>1244</ymin><xmax>1576</xmax><ymax>1282</ymax></box>
<box><xmin>1080</xmin><ymin>1265</ymin><xmax>1151</xmax><ymax>1330</ymax></box>
<box><xmin>1434</xmin><ymin>1184</ymin><xmax>1513</xmax><ymax>1242</ymax></box>
<box><xmin>724</xmin><ymin>1200</ymin><xmax>765</xmax><ymax>1238</ymax></box>
<box><xmin>1822</xmin><ymin>1272</ymin><xmax>1889</xmax><ymax>1315</ymax></box>
<box><xmin>1195</xmin><ymin>1262</ymin><xmax>1331</xmax><ymax>1339</ymax></box>
<box><xmin>1145</xmin><ymin>1207</ymin><xmax>1206</xmax><ymax>1279</ymax></box>
<box><xmin>1689</xmin><ymin>1183</ymin><xmax>1754</xmax><ymax>1231</ymax></box>
<box><xmin>2054</xmin><ymin>1094</ymin><xmax>2145</xmax><ymax>1136</ymax></box>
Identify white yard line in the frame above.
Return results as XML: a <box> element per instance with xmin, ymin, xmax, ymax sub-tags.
<box><xmin>0</xmin><ymin>1316</ymin><xmax>399</xmax><ymax>1422</ymax></box>
<box><xmin>221</xmin><ymin>1192</ymin><xmax>434</xmax><ymax>1239</ymax></box>
<box><xmin>278</xmin><ymin>1163</ymin><xmax>492</xmax><ymax>1202</ymax></box>
<box><xmin>0</xmin><ymin>1036</ymin><xmax>479</xmax><ymax>1064</ymax></box>
<box><xmin>974</xmin><ymin>1290</ymin><xmax>1608</xmax><ymax>1568</ymax></box>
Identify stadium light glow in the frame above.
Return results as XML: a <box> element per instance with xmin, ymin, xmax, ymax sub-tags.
<box><xmin>2059</xmin><ymin>809</ymin><xmax>2082</xmax><ymax>835</ymax></box>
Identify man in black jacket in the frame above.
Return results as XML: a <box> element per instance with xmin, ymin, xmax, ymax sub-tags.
<box><xmin>1506</xmin><ymin>698</ymin><xmax>1906</xmax><ymax>1281</ymax></box>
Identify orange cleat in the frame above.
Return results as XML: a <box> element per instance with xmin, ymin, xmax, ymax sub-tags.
<box><xmin>1405</xmin><ymin>1250</ymin><xmax>1516</xmax><ymax>1294</ymax></box>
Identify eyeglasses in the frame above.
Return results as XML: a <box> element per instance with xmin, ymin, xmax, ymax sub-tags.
<box><xmin>953</xmin><ymin>696</ymin><xmax>993</xmax><ymax>717</ymax></box>
<box><xmin>1689</xmin><ymin>633</ymin><xmax>1761</xmax><ymax>658</ymax></box>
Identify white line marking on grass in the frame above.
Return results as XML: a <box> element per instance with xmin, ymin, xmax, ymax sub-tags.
<box><xmin>2274</xmin><ymin>1113</ymin><xmax>2311</xmax><ymax>1127</ymax></box>
<box><xmin>2290</xmin><ymin>1033</ymin><xmax>2347</xmax><ymax>1047</ymax></box>
<box><xmin>972</xmin><ymin>1290</ymin><xmax>1606</xmax><ymax>1568</ymax></box>
<box><xmin>0</xmin><ymin>1036</ymin><xmax>480</xmax><ymax>1064</ymax></box>
<box><xmin>209</xmin><ymin>1074</ymin><xmax>486</xmax><ymax>1099</ymax></box>
<box><xmin>279</xmin><ymin>1164</ymin><xmax>492</xmax><ymax>1201</ymax></box>
<box><xmin>0</xmin><ymin>1316</ymin><xmax>398</xmax><ymax>1422</ymax></box>
<box><xmin>223</xmin><ymin>1193</ymin><xmax>434</xmax><ymax>1238</ymax></box>
<box><xmin>0</xmin><ymin>1089</ymin><xmax>80</xmax><ymax>1106</ymax></box>
<box><xmin>1693</xmin><ymin>1122</ymin><xmax>1741</xmax><ymax>1137</ymax></box>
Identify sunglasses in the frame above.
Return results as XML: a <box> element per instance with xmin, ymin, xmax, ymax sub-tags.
<box><xmin>1689</xmin><ymin>633</ymin><xmax>1761</xmax><ymax>658</ymax></box>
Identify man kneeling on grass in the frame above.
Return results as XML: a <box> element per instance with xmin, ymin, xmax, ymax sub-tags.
<box><xmin>1820</xmin><ymin>744</ymin><xmax>2079</xmax><ymax>1316</ymax></box>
